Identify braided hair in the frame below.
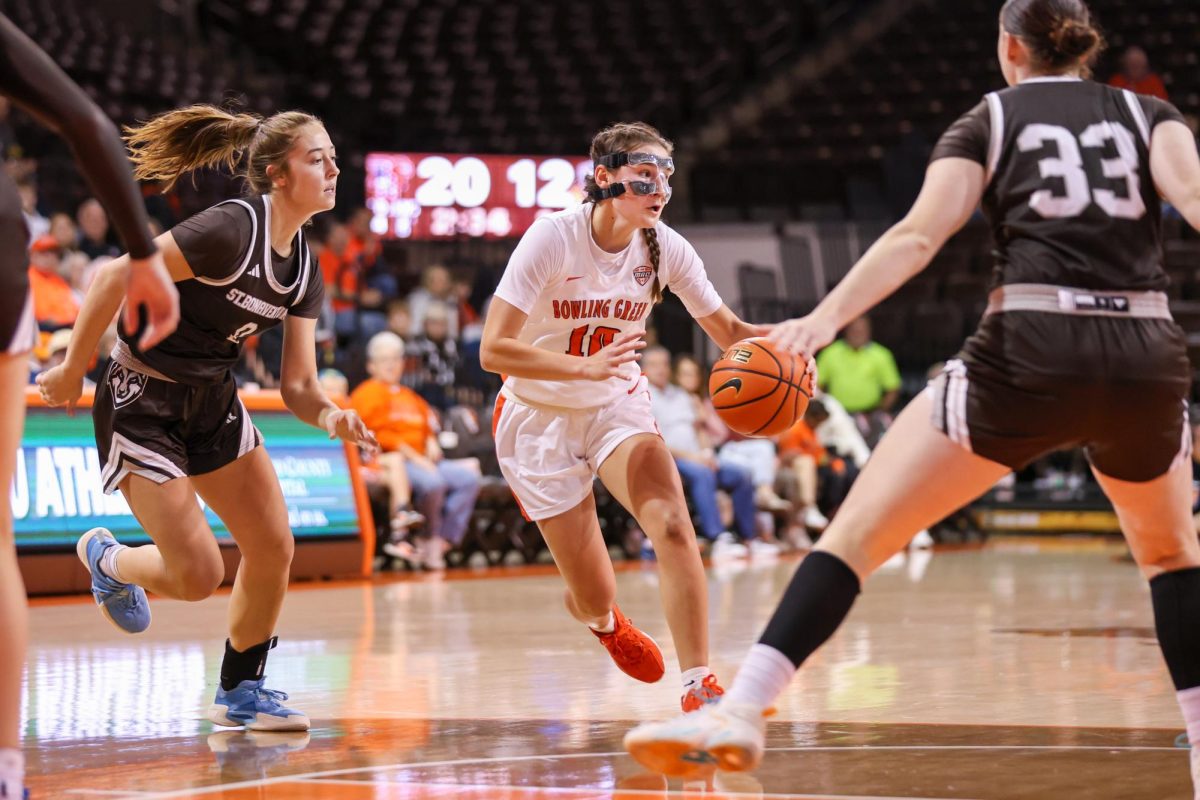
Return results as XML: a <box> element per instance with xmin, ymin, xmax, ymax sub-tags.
<box><xmin>582</xmin><ymin>122</ymin><xmax>673</xmax><ymax>304</ymax></box>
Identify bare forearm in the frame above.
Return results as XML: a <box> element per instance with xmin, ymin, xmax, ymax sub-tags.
<box><xmin>62</xmin><ymin>256</ymin><xmax>129</xmax><ymax>374</ymax></box>
<box><xmin>480</xmin><ymin>338</ymin><xmax>586</xmax><ymax>381</ymax></box>
<box><xmin>813</xmin><ymin>226</ymin><xmax>935</xmax><ymax>328</ymax></box>
<box><xmin>1179</xmin><ymin>193</ymin><xmax>1200</xmax><ymax>233</ymax></box>
<box><xmin>281</xmin><ymin>377</ymin><xmax>338</xmax><ymax>429</ymax></box>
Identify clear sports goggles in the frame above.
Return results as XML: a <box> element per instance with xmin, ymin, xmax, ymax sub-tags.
<box><xmin>591</xmin><ymin>152</ymin><xmax>674</xmax><ymax>202</ymax></box>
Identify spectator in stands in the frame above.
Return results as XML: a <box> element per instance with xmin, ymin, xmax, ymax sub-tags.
<box><xmin>816</xmin><ymin>315</ymin><xmax>901</xmax><ymax>445</ymax></box>
<box><xmin>644</xmin><ymin>346</ymin><xmax>762</xmax><ymax>559</ymax></box>
<box><xmin>406</xmin><ymin>300</ymin><xmax>460</xmax><ymax>411</ymax></box>
<box><xmin>16</xmin><ymin>178</ymin><xmax>47</xmax><ymax>239</ymax></box>
<box><xmin>1107</xmin><ymin>45</ymin><xmax>1168</xmax><ymax>100</ymax></box>
<box><xmin>673</xmin><ymin>353</ymin><xmax>791</xmax><ymax>521</ymax></box>
<box><xmin>48</xmin><ymin>213</ymin><xmax>79</xmax><ymax>255</ymax></box>
<box><xmin>810</xmin><ymin>391</ymin><xmax>872</xmax><ymax>468</ymax></box>
<box><xmin>350</xmin><ymin>332</ymin><xmax>480</xmax><ymax>570</ymax></box>
<box><xmin>27</xmin><ymin>235</ymin><xmax>78</xmax><ymax>330</ymax></box>
<box><xmin>386</xmin><ymin>299</ymin><xmax>412</xmax><ymax>339</ymax></box>
<box><xmin>776</xmin><ymin>409</ymin><xmax>845</xmax><ymax>537</ymax></box>
<box><xmin>346</xmin><ymin>206</ymin><xmax>399</xmax><ymax>301</ymax></box>
<box><xmin>75</xmin><ymin>198</ymin><xmax>119</xmax><ymax>259</ymax></box>
<box><xmin>321</xmin><ymin>222</ymin><xmax>386</xmax><ymax>342</ymax></box>
<box><xmin>407</xmin><ymin>264</ymin><xmax>459</xmax><ymax>339</ymax></box>
<box><xmin>455</xmin><ymin>277</ymin><xmax>483</xmax><ymax>343</ymax></box>
<box><xmin>318</xmin><ymin>368</ymin><xmax>349</xmax><ymax>399</ymax></box>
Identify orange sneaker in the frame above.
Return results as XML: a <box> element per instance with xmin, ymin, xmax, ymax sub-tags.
<box><xmin>681</xmin><ymin>673</ymin><xmax>724</xmax><ymax>712</ymax></box>
<box><xmin>591</xmin><ymin>604</ymin><xmax>665</xmax><ymax>683</ymax></box>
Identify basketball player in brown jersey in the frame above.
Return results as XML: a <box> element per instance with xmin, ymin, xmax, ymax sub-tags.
<box><xmin>627</xmin><ymin>1</ymin><xmax>1200</xmax><ymax>789</ymax></box>
<box><xmin>38</xmin><ymin>105</ymin><xmax>377</xmax><ymax>733</ymax></box>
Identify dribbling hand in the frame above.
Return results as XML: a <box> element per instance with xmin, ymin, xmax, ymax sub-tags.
<box><xmin>35</xmin><ymin>364</ymin><xmax>84</xmax><ymax>415</ymax></box>
<box><xmin>580</xmin><ymin>329</ymin><xmax>645</xmax><ymax>381</ymax></box>
<box><xmin>767</xmin><ymin>313</ymin><xmax>839</xmax><ymax>356</ymax></box>
<box><xmin>323</xmin><ymin>408</ymin><xmax>380</xmax><ymax>456</ymax></box>
<box><xmin>125</xmin><ymin>251</ymin><xmax>180</xmax><ymax>351</ymax></box>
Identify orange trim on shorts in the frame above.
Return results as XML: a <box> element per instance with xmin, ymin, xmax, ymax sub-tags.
<box><xmin>492</xmin><ymin>393</ymin><xmax>532</xmax><ymax>522</ymax></box>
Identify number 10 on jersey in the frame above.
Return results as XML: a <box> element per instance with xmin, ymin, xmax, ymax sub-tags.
<box><xmin>566</xmin><ymin>325</ymin><xmax>620</xmax><ymax>357</ymax></box>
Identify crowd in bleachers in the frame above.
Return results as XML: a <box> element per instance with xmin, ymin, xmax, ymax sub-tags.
<box><xmin>3</xmin><ymin>0</ymin><xmax>1197</xmax><ymax>572</ymax></box>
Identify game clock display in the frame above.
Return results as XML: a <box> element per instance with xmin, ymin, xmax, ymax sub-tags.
<box><xmin>366</xmin><ymin>152</ymin><xmax>592</xmax><ymax>240</ymax></box>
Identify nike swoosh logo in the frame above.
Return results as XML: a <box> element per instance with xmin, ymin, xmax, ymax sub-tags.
<box><xmin>565</xmin><ymin>276</ymin><xmax>583</xmax><ymax>282</ymax></box>
<box><xmin>713</xmin><ymin>377</ymin><xmax>743</xmax><ymax>397</ymax></box>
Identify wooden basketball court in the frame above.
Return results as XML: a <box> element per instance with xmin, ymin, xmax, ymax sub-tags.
<box><xmin>23</xmin><ymin>539</ymin><xmax>1192</xmax><ymax>798</ymax></box>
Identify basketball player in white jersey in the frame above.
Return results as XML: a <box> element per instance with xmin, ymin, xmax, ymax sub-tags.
<box><xmin>481</xmin><ymin>122</ymin><xmax>766</xmax><ymax>711</ymax></box>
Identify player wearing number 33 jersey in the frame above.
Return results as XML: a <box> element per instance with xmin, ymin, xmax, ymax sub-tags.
<box><xmin>929</xmin><ymin>76</ymin><xmax>1189</xmax><ymax>479</ymax></box>
<box><xmin>483</xmin><ymin>122</ymin><xmax>766</xmax><ymax>712</ymax></box>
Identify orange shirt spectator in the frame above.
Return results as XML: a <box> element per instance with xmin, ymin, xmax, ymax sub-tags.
<box><xmin>777</xmin><ymin>418</ymin><xmax>826</xmax><ymax>461</ymax></box>
<box><xmin>1108</xmin><ymin>46</ymin><xmax>1168</xmax><ymax>101</ymax></box>
<box><xmin>349</xmin><ymin>377</ymin><xmax>432</xmax><ymax>454</ymax></box>
<box><xmin>28</xmin><ymin>235</ymin><xmax>78</xmax><ymax>329</ymax></box>
<box><xmin>320</xmin><ymin>224</ymin><xmax>360</xmax><ymax>313</ymax></box>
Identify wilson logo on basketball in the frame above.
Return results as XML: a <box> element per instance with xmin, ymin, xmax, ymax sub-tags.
<box><xmin>633</xmin><ymin>265</ymin><xmax>653</xmax><ymax>286</ymax></box>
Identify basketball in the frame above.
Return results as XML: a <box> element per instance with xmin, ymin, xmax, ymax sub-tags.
<box><xmin>708</xmin><ymin>337</ymin><xmax>814</xmax><ymax>437</ymax></box>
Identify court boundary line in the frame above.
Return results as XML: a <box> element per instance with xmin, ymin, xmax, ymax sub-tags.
<box><xmin>296</xmin><ymin>777</ymin><xmax>981</xmax><ymax>800</ymax></box>
<box><xmin>107</xmin><ymin>742</ymin><xmax>1190</xmax><ymax>799</ymax></box>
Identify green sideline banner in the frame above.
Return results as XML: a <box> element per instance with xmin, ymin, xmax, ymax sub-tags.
<box><xmin>13</xmin><ymin>407</ymin><xmax>361</xmax><ymax>549</ymax></box>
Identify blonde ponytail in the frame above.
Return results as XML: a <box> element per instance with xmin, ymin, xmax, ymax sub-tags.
<box><xmin>124</xmin><ymin>104</ymin><xmax>323</xmax><ymax>194</ymax></box>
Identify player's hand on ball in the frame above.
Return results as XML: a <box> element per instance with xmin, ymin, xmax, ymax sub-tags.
<box><xmin>323</xmin><ymin>409</ymin><xmax>380</xmax><ymax>455</ymax></box>
<box><xmin>36</xmin><ymin>364</ymin><xmax>84</xmax><ymax>414</ymax></box>
<box><xmin>768</xmin><ymin>313</ymin><xmax>839</xmax><ymax>356</ymax></box>
<box><xmin>581</xmin><ymin>329</ymin><xmax>645</xmax><ymax>381</ymax></box>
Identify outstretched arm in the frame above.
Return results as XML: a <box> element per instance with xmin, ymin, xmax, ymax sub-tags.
<box><xmin>0</xmin><ymin>14</ymin><xmax>178</xmax><ymax>348</ymax></box>
<box><xmin>770</xmin><ymin>157</ymin><xmax>985</xmax><ymax>354</ymax></box>
<box><xmin>1150</xmin><ymin>120</ymin><xmax>1200</xmax><ymax>233</ymax></box>
<box><xmin>280</xmin><ymin>315</ymin><xmax>378</xmax><ymax>454</ymax></box>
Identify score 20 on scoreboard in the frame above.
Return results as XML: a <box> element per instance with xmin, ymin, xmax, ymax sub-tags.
<box><xmin>366</xmin><ymin>153</ymin><xmax>592</xmax><ymax>240</ymax></box>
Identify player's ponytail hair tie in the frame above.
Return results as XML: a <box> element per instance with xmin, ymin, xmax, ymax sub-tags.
<box><xmin>125</xmin><ymin>104</ymin><xmax>324</xmax><ymax>195</ymax></box>
<box><xmin>1000</xmin><ymin>0</ymin><xmax>1104</xmax><ymax>74</ymax></box>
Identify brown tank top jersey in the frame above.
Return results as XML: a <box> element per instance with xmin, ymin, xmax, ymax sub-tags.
<box><xmin>122</xmin><ymin>194</ymin><xmax>324</xmax><ymax>385</ymax></box>
<box><xmin>930</xmin><ymin>78</ymin><xmax>1185</xmax><ymax>292</ymax></box>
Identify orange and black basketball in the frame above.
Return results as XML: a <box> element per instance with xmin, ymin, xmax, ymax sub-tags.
<box><xmin>708</xmin><ymin>337</ymin><xmax>814</xmax><ymax>437</ymax></box>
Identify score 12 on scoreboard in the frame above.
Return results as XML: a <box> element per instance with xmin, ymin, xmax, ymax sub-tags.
<box><xmin>366</xmin><ymin>153</ymin><xmax>592</xmax><ymax>240</ymax></box>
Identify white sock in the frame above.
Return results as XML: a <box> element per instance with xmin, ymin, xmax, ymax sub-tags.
<box><xmin>682</xmin><ymin>666</ymin><xmax>711</xmax><ymax>691</ymax></box>
<box><xmin>724</xmin><ymin>643</ymin><xmax>797</xmax><ymax>710</ymax></box>
<box><xmin>100</xmin><ymin>544</ymin><xmax>129</xmax><ymax>584</ymax></box>
<box><xmin>0</xmin><ymin>747</ymin><xmax>23</xmax><ymax>797</ymax></box>
<box><xmin>588</xmin><ymin>611</ymin><xmax>615</xmax><ymax>634</ymax></box>
<box><xmin>1177</xmin><ymin>685</ymin><xmax>1200</xmax><ymax>745</ymax></box>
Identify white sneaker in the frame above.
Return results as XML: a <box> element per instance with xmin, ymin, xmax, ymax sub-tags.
<box><xmin>710</xmin><ymin>533</ymin><xmax>748</xmax><ymax>560</ymax></box>
<box><xmin>418</xmin><ymin>537</ymin><xmax>447</xmax><ymax>570</ymax></box>
<box><xmin>786</xmin><ymin>526</ymin><xmax>814</xmax><ymax>550</ymax></box>
<box><xmin>748</xmin><ymin>539</ymin><xmax>781</xmax><ymax>560</ymax></box>
<box><xmin>624</xmin><ymin>701</ymin><xmax>767</xmax><ymax>776</ymax></box>
<box><xmin>802</xmin><ymin>505</ymin><xmax>829</xmax><ymax>530</ymax></box>
<box><xmin>910</xmin><ymin>529</ymin><xmax>935</xmax><ymax>549</ymax></box>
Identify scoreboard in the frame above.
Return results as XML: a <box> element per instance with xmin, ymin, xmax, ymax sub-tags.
<box><xmin>365</xmin><ymin>152</ymin><xmax>592</xmax><ymax>240</ymax></box>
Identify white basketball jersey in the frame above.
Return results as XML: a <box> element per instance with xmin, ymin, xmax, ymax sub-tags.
<box><xmin>494</xmin><ymin>204</ymin><xmax>722</xmax><ymax>409</ymax></box>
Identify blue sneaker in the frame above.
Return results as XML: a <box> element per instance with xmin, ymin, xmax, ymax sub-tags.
<box><xmin>75</xmin><ymin>527</ymin><xmax>150</xmax><ymax>634</ymax></box>
<box><xmin>0</xmin><ymin>779</ymin><xmax>29</xmax><ymax>798</ymax></box>
<box><xmin>208</xmin><ymin>678</ymin><xmax>310</xmax><ymax>731</ymax></box>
